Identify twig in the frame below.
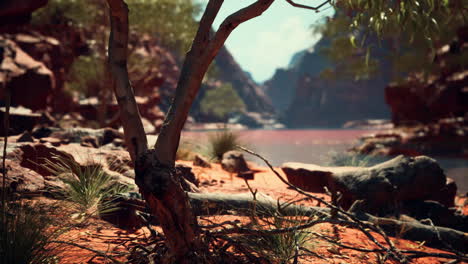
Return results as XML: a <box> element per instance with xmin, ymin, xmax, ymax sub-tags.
<box><xmin>50</xmin><ymin>240</ymin><xmax>125</xmax><ymax>264</ymax></box>
<box><xmin>238</xmin><ymin>146</ymin><xmax>407</xmax><ymax>262</ymax></box>
<box><xmin>285</xmin><ymin>0</ymin><xmax>331</xmax><ymax>11</ymax></box>
<box><xmin>2</xmin><ymin>73</ymin><xmax>10</xmax><ymax>205</ymax></box>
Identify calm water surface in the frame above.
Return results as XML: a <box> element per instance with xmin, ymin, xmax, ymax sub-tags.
<box><xmin>183</xmin><ymin>129</ymin><xmax>375</xmax><ymax>165</ymax></box>
<box><xmin>182</xmin><ymin>129</ymin><xmax>468</xmax><ymax>193</ymax></box>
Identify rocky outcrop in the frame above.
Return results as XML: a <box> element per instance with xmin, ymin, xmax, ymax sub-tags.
<box><xmin>214</xmin><ymin>46</ymin><xmax>274</xmax><ymax>114</ymax></box>
<box><xmin>385</xmin><ymin>27</ymin><xmax>468</xmax><ymax>126</ymax></box>
<box><xmin>352</xmin><ymin>117</ymin><xmax>468</xmax><ymax>159</ymax></box>
<box><xmin>264</xmin><ymin>37</ymin><xmax>392</xmax><ymax>128</ymax></box>
<box><xmin>0</xmin><ymin>36</ymin><xmax>55</xmax><ymax>111</ymax></box>
<box><xmin>0</xmin><ymin>0</ymin><xmax>47</xmax><ymax>25</ymax></box>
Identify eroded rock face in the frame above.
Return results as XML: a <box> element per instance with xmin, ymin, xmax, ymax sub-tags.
<box><xmin>0</xmin><ymin>36</ymin><xmax>55</xmax><ymax>111</ymax></box>
<box><xmin>264</xmin><ymin>38</ymin><xmax>391</xmax><ymax>128</ymax></box>
<box><xmin>352</xmin><ymin>117</ymin><xmax>468</xmax><ymax>159</ymax></box>
<box><xmin>1</xmin><ymin>159</ymin><xmax>45</xmax><ymax>193</ymax></box>
<box><xmin>0</xmin><ymin>0</ymin><xmax>48</xmax><ymax>25</ymax></box>
<box><xmin>385</xmin><ymin>26</ymin><xmax>468</xmax><ymax>126</ymax></box>
<box><xmin>282</xmin><ymin>155</ymin><xmax>450</xmax><ymax>213</ymax></box>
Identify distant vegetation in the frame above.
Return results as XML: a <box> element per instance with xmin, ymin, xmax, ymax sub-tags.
<box><xmin>200</xmin><ymin>83</ymin><xmax>246</xmax><ymax>122</ymax></box>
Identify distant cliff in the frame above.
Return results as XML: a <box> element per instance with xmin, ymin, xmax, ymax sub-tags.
<box><xmin>264</xmin><ymin>36</ymin><xmax>392</xmax><ymax>128</ymax></box>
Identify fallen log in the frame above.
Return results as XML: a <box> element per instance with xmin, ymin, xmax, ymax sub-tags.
<box><xmin>110</xmin><ymin>191</ymin><xmax>468</xmax><ymax>253</ymax></box>
<box><xmin>281</xmin><ymin>155</ymin><xmax>451</xmax><ymax>211</ymax></box>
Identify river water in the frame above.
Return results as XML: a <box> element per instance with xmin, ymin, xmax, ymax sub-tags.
<box><xmin>182</xmin><ymin>129</ymin><xmax>468</xmax><ymax>193</ymax></box>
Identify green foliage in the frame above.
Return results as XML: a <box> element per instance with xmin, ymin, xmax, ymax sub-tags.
<box><xmin>0</xmin><ymin>202</ymin><xmax>62</xmax><ymax>264</ymax></box>
<box><xmin>31</xmin><ymin>0</ymin><xmax>98</xmax><ymax>27</ymax></box>
<box><xmin>207</xmin><ymin>130</ymin><xmax>242</xmax><ymax>162</ymax></box>
<box><xmin>43</xmin><ymin>156</ymin><xmax>132</xmax><ymax>217</ymax></box>
<box><xmin>128</xmin><ymin>0</ymin><xmax>201</xmax><ymax>53</ymax></box>
<box><xmin>33</xmin><ymin>0</ymin><xmax>201</xmax><ymax>101</ymax></box>
<box><xmin>66</xmin><ymin>56</ymin><xmax>105</xmax><ymax>97</ymax></box>
<box><xmin>317</xmin><ymin>0</ymin><xmax>467</xmax><ymax>81</ymax></box>
<box><xmin>200</xmin><ymin>83</ymin><xmax>246</xmax><ymax>122</ymax></box>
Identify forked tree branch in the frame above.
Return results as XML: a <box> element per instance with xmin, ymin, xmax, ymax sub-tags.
<box><xmin>205</xmin><ymin>0</ymin><xmax>275</xmax><ymax>62</ymax></box>
<box><xmin>191</xmin><ymin>0</ymin><xmax>224</xmax><ymax>52</ymax></box>
<box><xmin>285</xmin><ymin>0</ymin><xmax>331</xmax><ymax>10</ymax></box>
<box><xmin>154</xmin><ymin>0</ymin><xmax>275</xmax><ymax>166</ymax></box>
<box><xmin>106</xmin><ymin>0</ymin><xmax>148</xmax><ymax>162</ymax></box>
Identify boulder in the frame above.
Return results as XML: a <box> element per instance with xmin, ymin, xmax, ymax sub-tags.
<box><xmin>193</xmin><ymin>154</ymin><xmax>212</xmax><ymax>168</ymax></box>
<box><xmin>282</xmin><ymin>155</ymin><xmax>449</xmax><ymax>213</ymax></box>
<box><xmin>0</xmin><ymin>36</ymin><xmax>55</xmax><ymax>111</ymax></box>
<box><xmin>0</xmin><ymin>106</ymin><xmax>41</xmax><ymax>136</ymax></box>
<box><xmin>0</xmin><ymin>0</ymin><xmax>48</xmax><ymax>25</ymax></box>
<box><xmin>221</xmin><ymin>150</ymin><xmax>254</xmax><ymax>180</ymax></box>
<box><xmin>0</xmin><ymin>159</ymin><xmax>45</xmax><ymax>193</ymax></box>
<box><xmin>16</xmin><ymin>131</ymin><xmax>34</xmax><ymax>142</ymax></box>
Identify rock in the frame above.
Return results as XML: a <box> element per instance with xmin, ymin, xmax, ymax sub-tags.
<box><xmin>430</xmin><ymin>178</ymin><xmax>458</xmax><ymax>208</ymax></box>
<box><xmin>176</xmin><ymin>164</ymin><xmax>199</xmax><ymax>188</ymax></box>
<box><xmin>12</xmin><ymin>29</ymin><xmax>86</xmax><ymax>113</ymax></box>
<box><xmin>102</xmin><ymin>128</ymin><xmax>123</xmax><ymax>145</ymax></box>
<box><xmin>0</xmin><ymin>160</ymin><xmax>45</xmax><ymax>193</ymax></box>
<box><xmin>0</xmin><ymin>36</ymin><xmax>55</xmax><ymax>111</ymax></box>
<box><xmin>50</xmin><ymin>127</ymin><xmax>123</xmax><ymax>147</ymax></box>
<box><xmin>385</xmin><ymin>27</ymin><xmax>468</xmax><ymax>126</ymax></box>
<box><xmin>193</xmin><ymin>154</ymin><xmax>212</xmax><ymax>168</ymax></box>
<box><xmin>0</xmin><ymin>106</ymin><xmax>41</xmax><ymax>136</ymax></box>
<box><xmin>39</xmin><ymin>137</ymin><xmax>62</xmax><ymax>146</ymax></box>
<box><xmin>31</xmin><ymin>126</ymin><xmax>62</xmax><ymax>139</ymax></box>
<box><xmin>10</xmin><ymin>143</ymin><xmax>74</xmax><ymax>176</ymax></box>
<box><xmin>342</xmin><ymin>119</ymin><xmax>393</xmax><ymax>130</ymax></box>
<box><xmin>221</xmin><ymin>151</ymin><xmax>254</xmax><ymax>180</ymax></box>
<box><xmin>80</xmin><ymin>136</ymin><xmax>99</xmax><ymax>148</ymax></box>
<box><xmin>282</xmin><ymin>155</ymin><xmax>448</xmax><ymax>213</ymax></box>
<box><xmin>352</xmin><ymin>117</ymin><xmax>468</xmax><ymax>159</ymax></box>
<box><xmin>16</xmin><ymin>131</ymin><xmax>34</xmax><ymax>142</ymax></box>
<box><xmin>0</xmin><ymin>0</ymin><xmax>48</xmax><ymax>25</ymax></box>
<box><xmin>214</xmin><ymin>46</ymin><xmax>274</xmax><ymax>114</ymax></box>
<box><xmin>264</xmin><ymin>38</ymin><xmax>391</xmax><ymax>128</ymax></box>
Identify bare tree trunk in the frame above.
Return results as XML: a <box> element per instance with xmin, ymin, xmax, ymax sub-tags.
<box><xmin>106</xmin><ymin>0</ymin><xmax>274</xmax><ymax>261</ymax></box>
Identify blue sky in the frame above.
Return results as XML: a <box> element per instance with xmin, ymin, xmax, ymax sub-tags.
<box><xmin>197</xmin><ymin>0</ymin><xmax>335</xmax><ymax>83</ymax></box>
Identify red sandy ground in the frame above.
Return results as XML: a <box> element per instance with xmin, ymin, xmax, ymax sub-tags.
<box><xmin>54</xmin><ymin>161</ymin><xmax>467</xmax><ymax>264</ymax></box>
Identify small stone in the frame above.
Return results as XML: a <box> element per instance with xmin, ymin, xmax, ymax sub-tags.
<box><xmin>193</xmin><ymin>154</ymin><xmax>212</xmax><ymax>168</ymax></box>
<box><xmin>17</xmin><ymin>131</ymin><xmax>34</xmax><ymax>142</ymax></box>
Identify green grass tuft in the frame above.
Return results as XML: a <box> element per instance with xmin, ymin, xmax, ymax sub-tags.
<box><xmin>207</xmin><ymin>130</ymin><xmax>242</xmax><ymax>162</ymax></box>
<box><xmin>43</xmin><ymin>155</ymin><xmax>132</xmax><ymax>217</ymax></box>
